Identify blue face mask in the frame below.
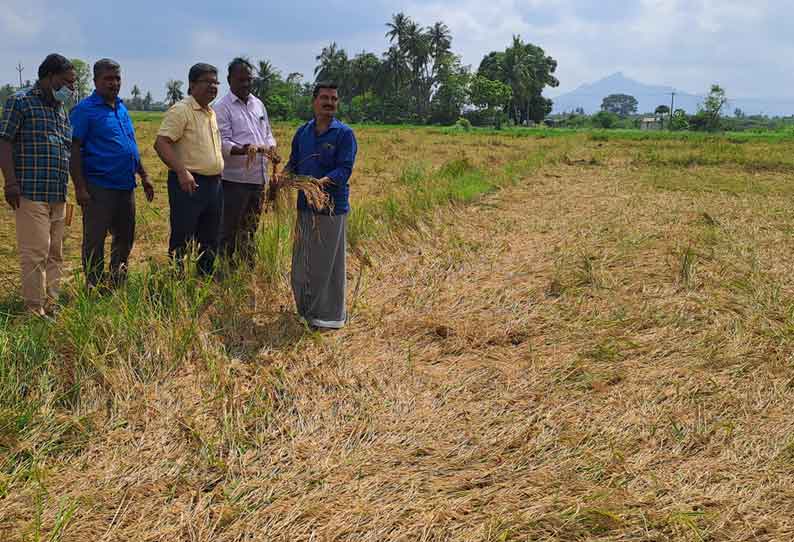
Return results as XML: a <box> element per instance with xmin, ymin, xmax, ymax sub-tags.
<box><xmin>52</xmin><ymin>85</ymin><xmax>74</xmax><ymax>103</ymax></box>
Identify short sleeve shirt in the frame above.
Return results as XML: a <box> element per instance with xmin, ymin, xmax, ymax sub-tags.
<box><xmin>0</xmin><ymin>86</ymin><xmax>71</xmax><ymax>202</ymax></box>
<box><xmin>157</xmin><ymin>96</ymin><xmax>223</xmax><ymax>176</ymax></box>
<box><xmin>70</xmin><ymin>92</ymin><xmax>141</xmax><ymax>190</ymax></box>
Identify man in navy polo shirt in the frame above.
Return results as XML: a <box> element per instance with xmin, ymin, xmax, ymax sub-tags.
<box><xmin>70</xmin><ymin>58</ymin><xmax>154</xmax><ymax>288</ymax></box>
<box><xmin>285</xmin><ymin>82</ymin><xmax>357</xmax><ymax>330</ymax></box>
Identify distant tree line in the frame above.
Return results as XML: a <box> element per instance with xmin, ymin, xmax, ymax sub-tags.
<box><xmin>319</xmin><ymin>17</ymin><xmax>558</xmax><ymax>126</ymax></box>
<box><xmin>107</xmin><ymin>13</ymin><xmax>557</xmax><ymax>127</ymax></box>
<box><xmin>4</xmin><ymin>38</ymin><xmax>791</xmax><ymax>133</ymax></box>
<box><xmin>136</xmin><ymin>13</ymin><xmax>558</xmax><ymax>127</ymax></box>
<box><xmin>0</xmin><ymin>58</ymin><xmax>168</xmax><ymax>112</ymax></box>
<box><xmin>551</xmin><ymin>84</ymin><xmax>793</xmax><ymax>132</ymax></box>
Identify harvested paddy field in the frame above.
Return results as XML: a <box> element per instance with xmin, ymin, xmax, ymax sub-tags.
<box><xmin>0</xmin><ymin>119</ymin><xmax>541</xmax><ymax>286</ymax></box>
<box><xmin>2</xmin><ymin>122</ymin><xmax>794</xmax><ymax>540</ymax></box>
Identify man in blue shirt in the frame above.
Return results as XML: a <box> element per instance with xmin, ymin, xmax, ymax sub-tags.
<box><xmin>70</xmin><ymin>59</ymin><xmax>154</xmax><ymax>288</ymax></box>
<box><xmin>285</xmin><ymin>82</ymin><xmax>357</xmax><ymax>330</ymax></box>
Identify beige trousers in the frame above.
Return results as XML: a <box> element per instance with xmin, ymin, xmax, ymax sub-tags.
<box><xmin>15</xmin><ymin>197</ymin><xmax>66</xmax><ymax>312</ymax></box>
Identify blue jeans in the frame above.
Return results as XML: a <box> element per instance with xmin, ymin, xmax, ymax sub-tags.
<box><xmin>167</xmin><ymin>171</ymin><xmax>223</xmax><ymax>275</ymax></box>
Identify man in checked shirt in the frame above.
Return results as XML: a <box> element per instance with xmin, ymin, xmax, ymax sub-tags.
<box><xmin>213</xmin><ymin>57</ymin><xmax>278</xmax><ymax>268</ymax></box>
<box><xmin>0</xmin><ymin>54</ymin><xmax>76</xmax><ymax>317</ymax></box>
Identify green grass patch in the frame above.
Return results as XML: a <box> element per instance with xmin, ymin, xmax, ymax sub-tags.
<box><xmin>644</xmin><ymin>166</ymin><xmax>794</xmax><ymax>195</ymax></box>
<box><xmin>347</xmin><ymin>152</ymin><xmax>546</xmax><ymax>245</ymax></box>
<box><xmin>128</xmin><ymin>111</ymin><xmax>166</xmax><ymax>122</ymax></box>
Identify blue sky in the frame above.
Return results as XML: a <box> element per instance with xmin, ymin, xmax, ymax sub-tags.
<box><xmin>2</xmin><ymin>0</ymin><xmax>791</xmax><ymax>102</ymax></box>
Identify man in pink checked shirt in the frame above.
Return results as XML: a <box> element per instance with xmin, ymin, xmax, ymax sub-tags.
<box><xmin>213</xmin><ymin>57</ymin><xmax>277</xmax><ymax>267</ymax></box>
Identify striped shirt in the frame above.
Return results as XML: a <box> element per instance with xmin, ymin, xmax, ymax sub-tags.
<box><xmin>0</xmin><ymin>85</ymin><xmax>71</xmax><ymax>202</ymax></box>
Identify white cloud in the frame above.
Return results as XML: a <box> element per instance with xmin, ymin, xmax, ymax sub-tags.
<box><xmin>0</xmin><ymin>0</ymin><xmax>87</xmax><ymax>89</ymax></box>
<box><xmin>0</xmin><ymin>0</ymin><xmax>84</xmax><ymax>44</ymax></box>
<box><xmin>0</xmin><ymin>0</ymin><xmax>791</xmax><ymax>103</ymax></box>
<box><xmin>0</xmin><ymin>8</ymin><xmax>42</xmax><ymax>39</ymax></box>
<box><xmin>392</xmin><ymin>0</ymin><xmax>789</xmax><ymax>97</ymax></box>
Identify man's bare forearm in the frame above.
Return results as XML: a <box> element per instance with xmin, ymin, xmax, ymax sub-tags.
<box><xmin>136</xmin><ymin>160</ymin><xmax>148</xmax><ymax>178</ymax></box>
<box><xmin>0</xmin><ymin>139</ymin><xmax>18</xmax><ymax>187</ymax></box>
<box><xmin>69</xmin><ymin>140</ymin><xmax>88</xmax><ymax>192</ymax></box>
<box><xmin>154</xmin><ymin>136</ymin><xmax>187</xmax><ymax>175</ymax></box>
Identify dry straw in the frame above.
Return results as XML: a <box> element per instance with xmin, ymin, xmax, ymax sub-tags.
<box><xmin>263</xmin><ymin>151</ymin><xmax>334</xmax><ymax>213</ymax></box>
<box><xmin>7</xmin><ymin>129</ymin><xmax>794</xmax><ymax>540</ymax></box>
<box><xmin>268</xmin><ymin>174</ymin><xmax>332</xmax><ymax>213</ymax></box>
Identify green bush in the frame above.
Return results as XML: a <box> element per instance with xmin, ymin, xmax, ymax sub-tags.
<box><xmin>593</xmin><ymin>111</ymin><xmax>619</xmax><ymax>129</ymax></box>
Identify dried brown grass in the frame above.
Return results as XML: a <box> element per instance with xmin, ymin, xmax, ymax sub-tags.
<box><xmin>4</xmin><ymin>131</ymin><xmax>794</xmax><ymax>540</ymax></box>
<box><xmin>267</xmin><ymin>173</ymin><xmax>332</xmax><ymax>213</ymax></box>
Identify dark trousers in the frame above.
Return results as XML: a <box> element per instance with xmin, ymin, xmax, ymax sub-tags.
<box><xmin>167</xmin><ymin>171</ymin><xmax>223</xmax><ymax>275</ymax></box>
<box><xmin>82</xmin><ymin>183</ymin><xmax>135</xmax><ymax>287</ymax></box>
<box><xmin>221</xmin><ymin>180</ymin><xmax>265</xmax><ymax>266</ymax></box>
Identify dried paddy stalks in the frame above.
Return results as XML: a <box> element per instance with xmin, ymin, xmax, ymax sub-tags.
<box><xmin>267</xmin><ymin>174</ymin><xmax>332</xmax><ymax>213</ymax></box>
<box><xmin>266</xmin><ymin>153</ymin><xmax>333</xmax><ymax>213</ymax></box>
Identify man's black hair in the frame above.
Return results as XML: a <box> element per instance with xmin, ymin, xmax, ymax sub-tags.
<box><xmin>38</xmin><ymin>54</ymin><xmax>74</xmax><ymax>79</ymax></box>
<box><xmin>313</xmin><ymin>81</ymin><xmax>338</xmax><ymax>99</ymax></box>
<box><xmin>228</xmin><ymin>57</ymin><xmax>254</xmax><ymax>77</ymax></box>
<box><xmin>188</xmin><ymin>63</ymin><xmax>218</xmax><ymax>83</ymax></box>
<box><xmin>93</xmin><ymin>58</ymin><xmax>121</xmax><ymax>79</ymax></box>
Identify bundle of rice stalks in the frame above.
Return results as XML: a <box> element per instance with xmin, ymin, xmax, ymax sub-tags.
<box><xmin>267</xmin><ymin>172</ymin><xmax>333</xmax><ymax>213</ymax></box>
<box><xmin>262</xmin><ymin>151</ymin><xmax>335</xmax><ymax>212</ymax></box>
<box><xmin>245</xmin><ymin>146</ymin><xmax>282</xmax><ymax>171</ymax></box>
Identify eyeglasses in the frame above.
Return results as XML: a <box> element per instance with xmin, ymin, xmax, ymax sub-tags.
<box><xmin>196</xmin><ymin>79</ymin><xmax>220</xmax><ymax>86</ymax></box>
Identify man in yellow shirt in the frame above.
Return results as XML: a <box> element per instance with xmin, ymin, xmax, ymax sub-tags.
<box><xmin>154</xmin><ymin>63</ymin><xmax>224</xmax><ymax>275</ymax></box>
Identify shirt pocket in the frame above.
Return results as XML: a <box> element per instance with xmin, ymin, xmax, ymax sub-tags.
<box><xmin>102</xmin><ymin>115</ymin><xmax>125</xmax><ymax>146</ymax></box>
<box><xmin>120</xmin><ymin>117</ymin><xmax>137</xmax><ymax>147</ymax></box>
<box><xmin>319</xmin><ymin>142</ymin><xmax>336</xmax><ymax>167</ymax></box>
<box><xmin>124</xmin><ymin>123</ymin><xmax>137</xmax><ymax>146</ymax></box>
<box><xmin>56</xmin><ymin>114</ymin><xmax>71</xmax><ymax>143</ymax></box>
<box><xmin>182</xmin><ymin>114</ymin><xmax>196</xmax><ymax>138</ymax></box>
<box><xmin>47</xmin><ymin>116</ymin><xmax>72</xmax><ymax>156</ymax></box>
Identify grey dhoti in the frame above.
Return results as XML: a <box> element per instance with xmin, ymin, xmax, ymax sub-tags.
<box><xmin>291</xmin><ymin>210</ymin><xmax>347</xmax><ymax>328</ymax></box>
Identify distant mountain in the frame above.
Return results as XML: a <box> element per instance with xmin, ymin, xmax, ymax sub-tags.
<box><xmin>549</xmin><ymin>72</ymin><xmax>793</xmax><ymax>117</ymax></box>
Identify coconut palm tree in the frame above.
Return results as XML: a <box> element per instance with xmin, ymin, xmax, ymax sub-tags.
<box><xmin>165</xmin><ymin>80</ymin><xmax>183</xmax><ymax>106</ymax></box>
<box><xmin>314</xmin><ymin>43</ymin><xmax>348</xmax><ymax>81</ymax></box>
<box><xmin>428</xmin><ymin>22</ymin><xmax>452</xmax><ymax>58</ymax></box>
<box><xmin>254</xmin><ymin>60</ymin><xmax>280</xmax><ymax>102</ymax></box>
<box><xmin>381</xmin><ymin>45</ymin><xmax>408</xmax><ymax>94</ymax></box>
<box><xmin>130</xmin><ymin>84</ymin><xmax>142</xmax><ymax>110</ymax></box>
<box><xmin>386</xmin><ymin>12</ymin><xmax>411</xmax><ymax>47</ymax></box>
<box><xmin>349</xmin><ymin>52</ymin><xmax>381</xmax><ymax>98</ymax></box>
<box><xmin>314</xmin><ymin>43</ymin><xmax>350</xmax><ymax>100</ymax></box>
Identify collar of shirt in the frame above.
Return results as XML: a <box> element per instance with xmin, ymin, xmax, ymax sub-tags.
<box><xmin>308</xmin><ymin>117</ymin><xmax>342</xmax><ymax>136</ymax></box>
<box><xmin>29</xmin><ymin>84</ymin><xmax>61</xmax><ymax>110</ymax></box>
<box><xmin>87</xmin><ymin>90</ymin><xmax>123</xmax><ymax>109</ymax></box>
<box><xmin>186</xmin><ymin>95</ymin><xmax>213</xmax><ymax>113</ymax></box>
<box><xmin>231</xmin><ymin>92</ymin><xmax>254</xmax><ymax>106</ymax></box>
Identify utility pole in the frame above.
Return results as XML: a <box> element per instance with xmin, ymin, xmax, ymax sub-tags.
<box><xmin>16</xmin><ymin>62</ymin><xmax>24</xmax><ymax>88</ymax></box>
<box><xmin>670</xmin><ymin>91</ymin><xmax>676</xmax><ymax>128</ymax></box>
